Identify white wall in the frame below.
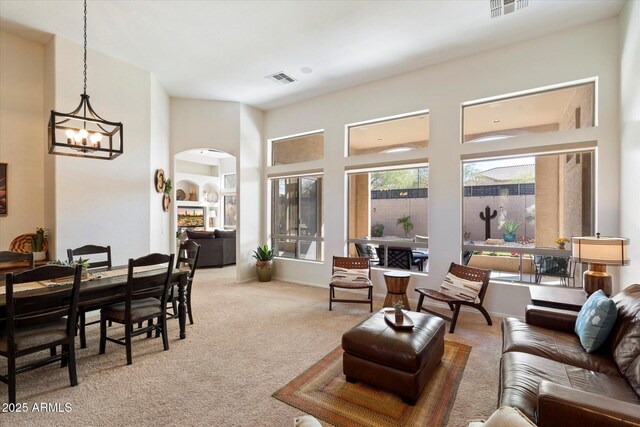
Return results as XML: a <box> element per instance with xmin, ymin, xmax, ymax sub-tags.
<box><xmin>619</xmin><ymin>0</ymin><xmax>640</xmax><ymax>288</ymax></box>
<box><xmin>238</xmin><ymin>105</ymin><xmax>263</xmax><ymax>282</ymax></box>
<box><xmin>170</xmin><ymin>99</ymin><xmax>262</xmax><ymax>282</ymax></box>
<box><xmin>150</xmin><ymin>74</ymin><xmax>171</xmax><ymax>254</ymax></box>
<box><xmin>0</xmin><ymin>31</ymin><xmax>45</xmax><ymax>248</ymax></box>
<box><xmin>50</xmin><ymin>36</ymin><xmax>155</xmax><ymax>265</ymax></box>
<box><xmin>264</xmin><ymin>18</ymin><xmax>621</xmax><ymax>317</ymax></box>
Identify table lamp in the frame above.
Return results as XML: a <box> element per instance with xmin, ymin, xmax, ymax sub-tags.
<box><xmin>571</xmin><ymin>233</ymin><xmax>630</xmax><ymax>296</ymax></box>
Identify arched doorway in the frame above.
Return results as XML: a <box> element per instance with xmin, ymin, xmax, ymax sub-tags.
<box><xmin>173</xmin><ymin>148</ymin><xmax>237</xmax><ymax>267</ymax></box>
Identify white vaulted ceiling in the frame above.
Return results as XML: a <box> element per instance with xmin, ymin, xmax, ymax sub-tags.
<box><xmin>0</xmin><ymin>0</ymin><xmax>625</xmax><ymax>110</ymax></box>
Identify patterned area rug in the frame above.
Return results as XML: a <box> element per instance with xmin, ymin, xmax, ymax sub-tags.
<box><xmin>273</xmin><ymin>341</ymin><xmax>472</xmax><ymax>427</ymax></box>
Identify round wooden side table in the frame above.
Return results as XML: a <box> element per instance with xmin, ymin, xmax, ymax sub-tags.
<box><xmin>383</xmin><ymin>271</ymin><xmax>411</xmax><ymax>310</ymax></box>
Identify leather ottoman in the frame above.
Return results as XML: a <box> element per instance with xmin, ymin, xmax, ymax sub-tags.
<box><xmin>341</xmin><ymin>309</ymin><xmax>445</xmax><ymax>404</ymax></box>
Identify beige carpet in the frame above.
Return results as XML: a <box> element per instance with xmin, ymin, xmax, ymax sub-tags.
<box><xmin>0</xmin><ymin>266</ymin><xmax>503</xmax><ymax>426</ymax></box>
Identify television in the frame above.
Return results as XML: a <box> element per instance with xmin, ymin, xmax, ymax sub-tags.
<box><xmin>177</xmin><ymin>206</ymin><xmax>205</xmax><ymax>228</ymax></box>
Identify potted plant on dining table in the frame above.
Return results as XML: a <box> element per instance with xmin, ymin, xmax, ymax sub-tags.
<box><xmin>31</xmin><ymin>227</ymin><xmax>48</xmax><ymax>261</ymax></box>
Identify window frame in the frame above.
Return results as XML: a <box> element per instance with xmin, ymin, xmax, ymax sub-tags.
<box><xmin>460</xmin><ymin>148</ymin><xmax>596</xmax><ymax>286</ymax></box>
<box><xmin>269</xmin><ymin>173</ymin><xmax>324</xmax><ymax>262</ymax></box>
<box><xmin>461</xmin><ymin>79</ymin><xmax>597</xmax><ymax>145</ymax></box>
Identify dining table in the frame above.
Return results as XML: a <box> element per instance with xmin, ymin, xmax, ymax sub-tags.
<box><xmin>0</xmin><ymin>265</ymin><xmax>190</xmax><ymax>340</ymax></box>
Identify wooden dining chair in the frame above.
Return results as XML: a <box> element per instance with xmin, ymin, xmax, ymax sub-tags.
<box><xmin>168</xmin><ymin>240</ymin><xmax>200</xmax><ymax>324</ymax></box>
<box><xmin>67</xmin><ymin>244</ymin><xmax>112</xmax><ymax>349</ymax></box>
<box><xmin>415</xmin><ymin>262</ymin><xmax>492</xmax><ymax>333</ymax></box>
<box><xmin>99</xmin><ymin>253</ymin><xmax>174</xmax><ymax>365</ymax></box>
<box><xmin>0</xmin><ymin>264</ymin><xmax>82</xmax><ymax>404</ymax></box>
<box><xmin>0</xmin><ymin>251</ymin><xmax>35</xmax><ymax>271</ymax></box>
<box><xmin>329</xmin><ymin>256</ymin><xmax>373</xmax><ymax>312</ymax></box>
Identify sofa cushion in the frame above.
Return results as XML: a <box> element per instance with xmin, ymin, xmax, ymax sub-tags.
<box><xmin>186</xmin><ymin>230</ymin><xmax>215</xmax><ymax>239</ymax></box>
<box><xmin>502</xmin><ymin>317</ymin><xmax>620</xmax><ymax>375</ymax></box>
<box><xmin>500</xmin><ymin>352</ymin><xmax>640</xmax><ymax>422</ymax></box>
<box><xmin>214</xmin><ymin>229</ymin><xmax>236</xmax><ymax>239</ymax></box>
<box><xmin>609</xmin><ymin>284</ymin><xmax>640</xmax><ymax>395</ymax></box>
<box><xmin>467</xmin><ymin>406</ymin><xmax>536</xmax><ymax>427</ymax></box>
<box><xmin>575</xmin><ymin>290</ymin><xmax>617</xmax><ymax>353</ymax></box>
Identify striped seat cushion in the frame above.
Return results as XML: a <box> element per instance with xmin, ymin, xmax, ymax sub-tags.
<box><xmin>331</xmin><ymin>267</ymin><xmax>371</xmax><ymax>288</ymax></box>
<box><xmin>440</xmin><ymin>273</ymin><xmax>483</xmax><ymax>303</ymax></box>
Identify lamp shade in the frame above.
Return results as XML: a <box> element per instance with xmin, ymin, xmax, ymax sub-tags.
<box><xmin>572</xmin><ymin>236</ymin><xmax>630</xmax><ymax>265</ymax></box>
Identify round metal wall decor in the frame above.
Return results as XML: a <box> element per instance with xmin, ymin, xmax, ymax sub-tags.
<box><xmin>162</xmin><ymin>194</ymin><xmax>171</xmax><ymax>212</ymax></box>
<box><xmin>155</xmin><ymin>169</ymin><xmax>165</xmax><ymax>193</ymax></box>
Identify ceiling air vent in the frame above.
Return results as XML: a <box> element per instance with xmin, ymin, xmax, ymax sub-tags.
<box><xmin>490</xmin><ymin>0</ymin><xmax>529</xmax><ymax>18</ymax></box>
<box><xmin>265</xmin><ymin>72</ymin><xmax>297</xmax><ymax>85</ymax></box>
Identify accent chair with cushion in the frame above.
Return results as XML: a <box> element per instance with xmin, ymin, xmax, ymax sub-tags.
<box><xmin>1</xmin><ymin>264</ymin><xmax>83</xmax><ymax>404</ymax></box>
<box><xmin>499</xmin><ymin>284</ymin><xmax>640</xmax><ymax>426</ymax></box>
<box><xmin>99</xmin><ymin>253</ymin><xmax>174</xmax><ymax>365</ymax></box>
<box><xmin>185</xmin><ymin>229</ymin><xmax>235</xmax><ymax>268</ymax></box>
<box><xmin>415</xmin><ymin>262</ymin><xmax>492</xmax><ymax>333</ymax></box>
<box><xmin>329</xmin><ymin>256</ymin><xmax>373</xmax><ymax>312</ymax></box>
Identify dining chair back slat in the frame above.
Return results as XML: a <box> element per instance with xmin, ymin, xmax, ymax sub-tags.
<box><xmin>0</xmin><ymin>251</ymin><xmax>35</xmax><ymax>270</ymax></box>
<box><xmin>67</xmin><ymin>245</ymin><xmax>112</xmax><ymax>269</ymax></box>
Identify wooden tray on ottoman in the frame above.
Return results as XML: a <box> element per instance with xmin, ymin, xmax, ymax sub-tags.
<box><xmin>383</xmin><ymin>309</ymin><xmax>414</xmax><ymax>330</ymax></box>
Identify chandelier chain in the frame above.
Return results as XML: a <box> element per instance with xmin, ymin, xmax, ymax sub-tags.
<box><xmin>83</xmin><ymin>0</ymin><xmax>87</xmax><ymax>95</ymax></box>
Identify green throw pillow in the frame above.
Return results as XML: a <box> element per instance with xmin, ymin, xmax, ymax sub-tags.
<box><xmin>575</xmin><ymin>290</ymin><xmax>617</xmax><ymax>353</ymax></box>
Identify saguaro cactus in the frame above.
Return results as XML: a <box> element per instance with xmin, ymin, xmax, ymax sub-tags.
<box><xmin>479</xmin><ymin>206</ymin><xmax>497</xmax><ymax>240</ymax></box>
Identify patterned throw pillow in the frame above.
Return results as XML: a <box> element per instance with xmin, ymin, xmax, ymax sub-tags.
<box><xmin>331</xmin><ymin>267</ymin><xmax>371</xmax><ymax>286</ymax></box>
<box><xmin>575</xmin><ymin>290</ymin><xmax>618</xmax><ymax>353</ymax></box>
<box><xmin>440</xmin><ymin>273</ymin><xmax>483</xmax><ymax>304</ymax></box>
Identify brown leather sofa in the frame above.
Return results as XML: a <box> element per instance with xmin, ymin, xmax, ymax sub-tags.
<box><xmin>499</xmin><ymin>284</ymin><xmax>640</xmax><ymax>427</ymax></box>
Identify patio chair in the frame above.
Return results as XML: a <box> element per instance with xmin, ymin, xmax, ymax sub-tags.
<box><xmin>415</xmin><ymin>262</ymin><xmax>492</xmax><ymax>333</ymax></box>
<box><xmin>375</xmin><ymin>246</ymin><xmax>421</xmax><ymax>270</ymax></box>
<box><xmin>354</xmin><ymin>241</ymin><xmax>379</xmax><ymax>265</ymax></box>
<box><xmin>67</xmin><ymin>244</ymin><xmax>112</xmax><ymax>349</ymax></box>
<box><xmin>329</xmin><ymin>256</ymin><xmax>372</xmax><ymax>312</ymax></box>
<box><xmin>533</xmin><ymin>256</ymin><xmax>576</xmax><ymax>287</ymax></box>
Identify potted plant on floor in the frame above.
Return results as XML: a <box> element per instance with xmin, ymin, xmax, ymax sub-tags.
<box><xmin>501</xmin><ymin>218</ymin><xmax>520</xmax><ymax>242</ymax></box>
<box><xmin>253</xmin><ymin>244</ymin><xmax>274</xmax><ymax>282</ymax></box>
<box><xmin>31</xmin><ymin>227</ymin><xmax>48</xmax><ymax>261</ymax></box>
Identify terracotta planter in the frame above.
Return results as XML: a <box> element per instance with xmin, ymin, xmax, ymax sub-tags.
<box><xmin>256</xmin><ymin>260</ymin><xmax>273</xmax><ymax>282</ymax></box>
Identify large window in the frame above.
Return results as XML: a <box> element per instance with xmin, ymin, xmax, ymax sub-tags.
<box><xmin>270</xmin><ymin>175</ymin><xmax>323</xmax><ymax>261</ymax></box>
<box><xmin>348</xmin><ymin>165</ymin><xmax>429</xmax><ymax>272</ymax></box>
<box><xmin>348</xmin><ymin>112</ymin><xmax>429</xmax><ymax>156</ymax></box>
<box><xmin>462</xmin><ymin>81</ymin><xmax>595</xmax><ymax>143</ymax></box>
<box><xmin>223</xmin><ymin>195</ymin><xmax>237</xmax><ymax>229</ymax></box>
<box><xmin>462</xmin><ymin>151</ymin><xmax>594</xmax><ymax>287</ymax></box>
<box><xmin>271</xmin><ymin>132</ymin><xmax>324</xmax><ymax>166</ymax></box>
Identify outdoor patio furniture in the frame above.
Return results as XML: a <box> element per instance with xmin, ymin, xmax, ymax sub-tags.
<box><xmin>534</xmin><ymin>256</ymin><xmax>576</xmax><ymax>287</ymax></box>
<box><xmin>375</xmin><ymin>247</ymin><xmax>425</xmax><ymax>271</ymax></box>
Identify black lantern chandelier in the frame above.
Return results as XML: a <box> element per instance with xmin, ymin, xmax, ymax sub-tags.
<box><xmin>48</xmin><ymin>0</ymin><xmax>123</xmax><ymax>160</ymax></box>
